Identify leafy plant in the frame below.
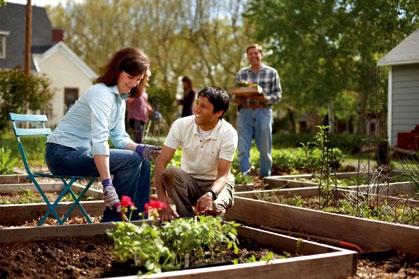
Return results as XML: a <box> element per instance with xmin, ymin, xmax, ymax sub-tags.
<box><xmin>0</xmin><ymin>147</ymin><xmax>18</xmax><ymax>174</ymax></box>
<box><xmin>107</xmin><ymin>207</ymin><xmax>241</xmax><ymax>274</ymax></box>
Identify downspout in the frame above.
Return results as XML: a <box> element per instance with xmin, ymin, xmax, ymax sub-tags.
<box><xmin>387</xmin><ymin>67</ymin><xmax>392</xmax><ymax>146</ymax></box>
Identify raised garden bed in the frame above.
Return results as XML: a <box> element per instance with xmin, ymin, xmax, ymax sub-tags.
<box><xmin>226</xmin><ymin>196</ymin><xmax>419</xmax><ymax>257</ymax></box>
<box><xmin>264</xmin><ymin>171</ymin><xmax>414</xmax><ymax>189</ymax></box>
<box><xmin>0</xmin><ymin>221</ymin><xmax>356</xmax><ymax>279</ymax></box>
<box><xmin>237</xmin><ymin>182</ymin><xmax>418</xmax><ymax>207</ymax></box>
<box><xmin>0</xmin><ymin>174</ymin><xmax>103</xmax><ymax>226</ymax></box>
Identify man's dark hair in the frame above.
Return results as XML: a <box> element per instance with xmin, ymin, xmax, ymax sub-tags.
<box><xmin>197</xmin><ymin>87</ymin><xmax>230</xmax><ymax>119</ymax></box>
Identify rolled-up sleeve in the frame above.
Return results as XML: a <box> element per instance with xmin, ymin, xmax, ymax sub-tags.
<box><xmin>219</xmin><ymin>127</ymin><xmax>238</xmax><ymax>161</ymax></box>
<box><xmin>269</xmin><ymin>70</ymin><xmax>282</xmax><ymax>104</ymax></box>
<box><xmin>88</xmin><ymin>88</ymin><xmax>113</xmax><ymax>156</ymax></box>
<box><xmin>110</xmin><ymin>104</ymin><xmax>134</xmax><ymax>149</ymax></box>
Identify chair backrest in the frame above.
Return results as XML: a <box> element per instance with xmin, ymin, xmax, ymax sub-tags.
<box><xmin>9</xmin><ymin>113</ymin><xmax>51</xmax><ymax>176</ymax></box>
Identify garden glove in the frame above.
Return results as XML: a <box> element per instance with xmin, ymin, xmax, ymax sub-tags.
<box><xmin>136</xmin><ymin>144</ymin><xmax>161</xmax><ymax>160</ymax></box>
<box><xmin>102</xmin><ymin>178</ymin><xmax>120</xmax><ymax>208</ymax></box>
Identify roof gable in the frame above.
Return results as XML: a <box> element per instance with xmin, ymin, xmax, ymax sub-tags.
<box><xmin>0</xmin><ymin>3</ymin><xmax>52</xmax><ymax>70</ymax></box>
<box><xmin>378</xmin><ymin>29</ymin><xmax>419</xmax><ymax>66</ymax></box>
<box><xmin>33</xmin><ymin>42</ymin><xmax>97</xmax><ymax>80</ymax></box>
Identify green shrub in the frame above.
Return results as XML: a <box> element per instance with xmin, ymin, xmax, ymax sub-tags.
<box><xmin>0</xmin><ymin>132</ymin><xmax>46</xmax><ymax>170</ymax></box>
<box><xmin>0</xmin><ymin>147</ymin><xmax>18</xmax><ymax>174</ymax></box>
<box><xmin>0</xmin><ymin>69</ymin><xmax>54</xmax><ymax>130</ymax></box>
<box><xmin>273</xmin><ymin>132</ymin><xmax>362</xmax><ymax>153</ymax></box>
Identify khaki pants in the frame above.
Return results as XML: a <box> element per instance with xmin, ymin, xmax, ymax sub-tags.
<box><xmin>161</xmin><ymin>167</ymin><xmax>234</xmax><ymax>217</ymax></box>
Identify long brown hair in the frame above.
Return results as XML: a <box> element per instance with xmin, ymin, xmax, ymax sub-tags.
<box><xmin>97</xmin><ymin>48</ymin><xmax>150</xmax><ymax>86</ymax></box>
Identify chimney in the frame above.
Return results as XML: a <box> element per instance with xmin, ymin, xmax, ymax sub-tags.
<box><xmin>52</xmin><ymin>28</ymin><xmax>64</xmax><ymax>43</ymax></box>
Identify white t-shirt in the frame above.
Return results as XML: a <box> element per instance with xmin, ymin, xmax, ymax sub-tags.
<box><xmin>164</xmin><ymin>115</ymin><xmax>238</xmax><ymax>180</ymax></box>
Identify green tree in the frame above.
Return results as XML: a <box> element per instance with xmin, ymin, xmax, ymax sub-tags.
<box><xmin>0</xmin><ymin>69</ymin><xmax>54</xmax><ymax>130</ymax></box>
<box><xmin>47</xmin><ymin>0</ymin><xmax>252</xmax><ymax>122</ymax></box>
<box><xmin>245</xmin><ymin>0</ymin><xmax>418</xmax><ymax>134</ymax></box>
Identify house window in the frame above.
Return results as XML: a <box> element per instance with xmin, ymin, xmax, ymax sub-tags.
<box><xmin>0</xmin><ymin>31</ymin><xmax>10</xmax><ymax>59</ymax></box>
<box><xmin>64</xmin><ymin>88</ymin><xmax>79</xmax><ymax>114</ymax></box>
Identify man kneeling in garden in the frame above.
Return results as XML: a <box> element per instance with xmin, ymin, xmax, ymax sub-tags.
<box><xmin>153</xmin><ymin>87</ymin><xmax>238</xmax><ymax>221</ymax></box>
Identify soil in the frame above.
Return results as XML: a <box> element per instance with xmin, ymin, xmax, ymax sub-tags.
<box><xmin>0</xmin><ymin>232</ymin><xmax>417</xmax><ymax>278</ymax></box>
<box><xmin>0</xmin><ymin>235</ymin><xmax>280</xmax><ymax>279</ymax></box>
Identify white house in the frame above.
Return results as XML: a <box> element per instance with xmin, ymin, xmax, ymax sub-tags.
<box><xmin>377</xmin><ymin>29</ymin><xmax>419</xmax><ymax>150</ymax></box>
<box><xmin>0</xmin><ymin>3</ymin><xmax>97</xmax><ymax>127</ymax></box>
<box><xmin>33</xmin><ymin>42</ymin><xmax>97</xmax><ymax>126</ymax></box>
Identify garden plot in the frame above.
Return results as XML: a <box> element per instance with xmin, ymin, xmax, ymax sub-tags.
<box><xmin>226</xmin><ymin>196</ymin><xmax>419</xmax><ymax>257</ymax></box>
<box><xmin>0</xmin><ymin>174</ymin><xmax>104</xmax><ymax>226</ymax></box>
<box><xmin>264</xmin><ymin>171</ymin><xmax>413</xmax><ymax>189</ymax></box>
<box><xmin>238</xmin><ymin>181</ymin><xmax>417</xmax><ymax>204</ymax></box>
<box><xmin>0</xmin><ymin>221</ymin><xmax>356</xmax><ymax>279</ymax></box>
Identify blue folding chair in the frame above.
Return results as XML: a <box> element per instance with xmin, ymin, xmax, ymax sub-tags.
<box><xmin>9</xmin><ymin>113</ymin><xmax>97</xmax><ymax>226</ymax></box>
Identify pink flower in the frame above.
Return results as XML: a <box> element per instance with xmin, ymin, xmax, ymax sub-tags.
<box><xmin>120</xmin><ymin>195</ymin><xmax>135</xmax><ymax>208</ymax></box>
<box><xmin>144</xmin><ymin>200</ymin><xmax>167</xmax><ymax>213</ymax></box>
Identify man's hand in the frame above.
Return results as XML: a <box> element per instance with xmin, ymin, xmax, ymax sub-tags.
<box><xmin>136</xmin><ymin>144</ymin><xmax>162</xmax><ymax>160</ymax></box>
<box><xmin>195</xmin><ymin>192</ymin><xmax>213</xmax><ymax>214</ymax></box>
<box><xmin>159</xmin><ymin>206</ymin><xmax>178</xmax><ymax>221</ymax></box>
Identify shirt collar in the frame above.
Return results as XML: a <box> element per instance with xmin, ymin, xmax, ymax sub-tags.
<box><xmin>110</xmin><ymin>85</ymin><xmax>129</xmax><ymax>100</ymax></box>
<box><xmin>192</xmin><ymin>118</ymin><xmax>223</xmax><ymax>140</ymax></box>
<box><xmin>247</xmin><ymin>63</ymin><xmax>267</xmax><ymax>73</ymax></box>
<box><xmin>110</xmin><ymin>85</ymin><xmax>120</xmax><ymax>95</ymax></box>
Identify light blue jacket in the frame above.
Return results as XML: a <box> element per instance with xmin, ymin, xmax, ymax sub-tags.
<box><xmin>47</xmin><ymin>83</ymin><xmax>134</xmax><ymax>156</ymax></box>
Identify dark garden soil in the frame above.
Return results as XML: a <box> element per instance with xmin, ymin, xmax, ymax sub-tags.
<box><xmin>0</xmin><ymin>232</ymin><xmax>417</xmax><ymax>278</ymax></box>
<box><xmin>0</xmin><ymin>235</ymin><xmax>282</xmax><ymax>279</ymax></box>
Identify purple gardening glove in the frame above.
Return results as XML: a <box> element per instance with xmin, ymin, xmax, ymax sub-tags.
<box><xmin>102</xmin><ymin>178</ymin><xmax>120</xmax><ymax>208</ymax></box>
<box><xmin>136</xmin><ymin>144</ymin><xmax>161</xmax><ymax>160</ymax></box>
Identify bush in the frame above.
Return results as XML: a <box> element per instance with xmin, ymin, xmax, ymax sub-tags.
<box><xmin>273</xmin><ymin>132</ymin><xmax>362</xmax><ymax>153</ymax></box>
<box><xmin>0</xmin><ymin>69</ymin><xmax>54</xmax><ymax>130</ymax></box>
<box><xmin>0</xmin><ymin>132</ymin><xmax>46</xmax><ymax>170</ymax></box>
<box><xmin>148</xmin><ymin>86</ymin><xmax>177</xmax><ymax>126</ymax></box>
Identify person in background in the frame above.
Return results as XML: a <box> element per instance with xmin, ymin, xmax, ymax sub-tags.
<box><xmin>45</xmin><ymin>48</ymin><xmax>161</xmax><ymax>222</ymax></box>
<box><xmin>154</xmin><ymin>87</ymin><xmax>238</xmax><ymax>221</ymax></box>
<box><xmin>177</xmin><ymin>76</ymin><xmax>196</xmax><ymax>117</ymax></box>
<box><xmin>127</xmin><ymin>69</ymin><xmax>153</xmax><ymax>143</ymax></box>
<box><xmin>235</xmin><ymin>43</ymin><xmax>282</xmax><ymax>178</ymax></box>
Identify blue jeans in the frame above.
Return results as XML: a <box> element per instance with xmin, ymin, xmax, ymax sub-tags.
<box><xmin>45</xmin><ymin>143</ymin><xmax>150</xmax><ymax>222</ymax></box>
<box><xmin>237</xmin><ymin>108</ymin><xmax>273</xmax><ymax>177</ymax></box>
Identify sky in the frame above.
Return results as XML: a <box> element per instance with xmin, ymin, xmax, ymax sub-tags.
<box><xmin>6</xmin><ymin>0</ymin><xmax>83</xmax><ymax>7</ymax></box>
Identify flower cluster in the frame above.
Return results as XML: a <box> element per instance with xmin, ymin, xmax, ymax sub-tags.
<box><xmin>117</xmin><ymin>196</ymin><xmax>137</xmax><ymax>222</ymax></box>
<box><xmin>145</xmin><ymin>200</ymin><xmax>167</xmax><ymax>221</ymax></box>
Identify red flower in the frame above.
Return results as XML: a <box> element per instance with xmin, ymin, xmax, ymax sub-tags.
<box><xmin>144</xmin><ymin>200</ymin><xmax>167</xmax><ymax>213</ymax></box>
<box><xmin>120</xmin><ymin>195</ymin><xmax>135</xmax><ymax>208</ymax></box>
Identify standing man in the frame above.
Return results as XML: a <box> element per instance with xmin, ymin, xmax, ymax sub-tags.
<box><xmin>154</xmin><ymin>87</ymin><xmax>238</xmax><ymax>220</ymax></box>
<box><xmin>235</xmin><ymin>44</ymin><xmax>282</xmax><ymax>178</ymax></box>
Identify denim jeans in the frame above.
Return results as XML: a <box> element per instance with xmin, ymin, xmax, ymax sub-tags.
<box><xmin>237</xmin><ymin>107</ymin><xmax>273</xmax><ymax>177</ymax></box>
<box><xmin>45</xmin><ymin>143</ymin><xmax>150</xmax><ymax>222</ymax></box>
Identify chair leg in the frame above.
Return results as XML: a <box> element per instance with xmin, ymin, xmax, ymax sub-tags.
<box><xmin>31</xmin><ymin>178</ymin><xmax>64</xmax><ymax>226</ymax></box>
<box><xmin>61</xmin><ymin>179</ymin><xmax>94</xmax><ymax>224</ymax></box>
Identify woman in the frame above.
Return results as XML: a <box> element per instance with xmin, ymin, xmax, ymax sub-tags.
<box><xmin>127</xmin><ymin>69</ymin><xmax>153</xmax><ymax>143</ymax></box>
<box><xmin>177</xmin><ymin>76</ymin><xmax>196</xmax><ymax>117</ymax></box>
<box><xmin>45</xmin><ymin>48</ymin><xmax>161</xmax><ymax>222</ymax></box>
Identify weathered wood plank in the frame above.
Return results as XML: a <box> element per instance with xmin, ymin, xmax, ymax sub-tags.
<box><xmin>0</xmin><ymin>182</ymin><xmax>103</xmax><ymax>198</ymax></box>
<box><xmin>0</xmin><ymin>201</ymin><xmax>105</xmax><ymax>226</ymax></box>
<box><xmin>225</xmin><ymin>197</ymin><xmax>419</xmax><ymax>257</ymax></box>
<box><xmin>0</xmin><ymin>175</ymin><xmax>30</xmax><ymax>184</ymax></box>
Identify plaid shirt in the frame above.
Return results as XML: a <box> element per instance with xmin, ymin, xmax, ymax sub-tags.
<box><xmin>235</xmin><ymin>63</ymin><xmax>282</xmax><ymax>105</ymax></box>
